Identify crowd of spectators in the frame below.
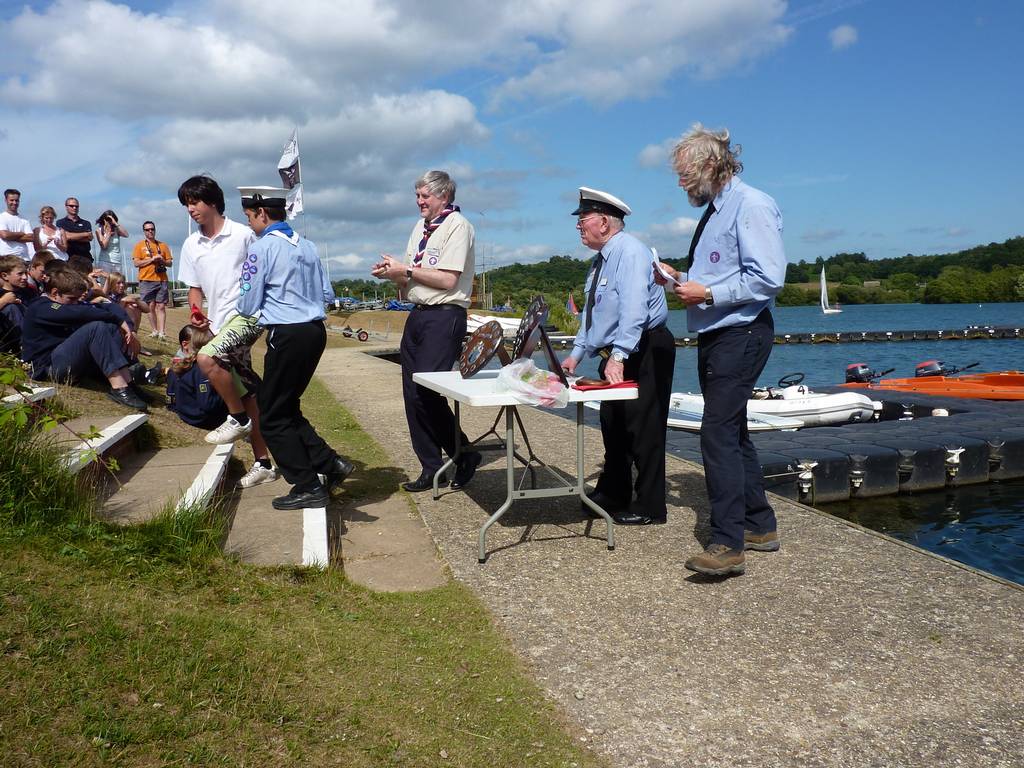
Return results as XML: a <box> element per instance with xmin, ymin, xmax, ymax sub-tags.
<box><xmin>0</xmin><ymin>188</ymin><xmax>174</xmax><ymax>411</ymax></box>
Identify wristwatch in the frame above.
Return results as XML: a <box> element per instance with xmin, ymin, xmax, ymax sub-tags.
<box><xmin>611</xmin><ymin>350</ymin><xmax>627</xmax><ymax>363</ymax></box>
<box><xmin>406</xmin><ymin>267</ymin><xmax>413</xmax><ymax>280</ymax></box>
<box><xmin>704</xmin><ymin>287</ymin><xmax>715</xmax><ymax>306</ymax></box>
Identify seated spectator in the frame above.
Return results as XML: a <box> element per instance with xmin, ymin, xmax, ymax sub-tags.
<box><xmin>96</xmin><ymin>271</ymin><xmax>150</xmax><ymax>331</ymax></box>
<box><xmin>166</xmin><ymin>325</ymin><xmax>229</xmax><ymax>429</ymax></box>
<box><xmin>20</xmin><ymin>269</ymin><xmax>147</xmax><ymax>410</ymax></box>
<box><xmin>26</xmin><ymin>250</ymin><xmax>55</xmax><ymax>296</ymax></box>
<box><xmin>0</xmin><ymin>256</ymin><xmax>29</xmax><ymax>354</ymax></box>
<box><xmin>34</xmin><ymin>206</ymin><xmax>68</xmax><ymax>260</ymax></box>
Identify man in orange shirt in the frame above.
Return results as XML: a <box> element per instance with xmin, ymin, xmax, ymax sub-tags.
<box><xmin>132</xmin><ymin>220</ymin><xmax>173</xmax><ymax>338</ymax></box>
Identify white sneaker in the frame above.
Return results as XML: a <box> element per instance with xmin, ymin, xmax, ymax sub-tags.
<box><xmin>238</xmin><ymin>462</ymin><xmax>278</xmax><ymax>488</ymax></box>
<box><xmin>148</xmin><ymin>330</ymin><xmax>160</xmax><ymax>338</ymax></box>
<box><xmin>205</xmin><ymin>415</ymin><xmax>253</xmax><ymax>444</ymax></box>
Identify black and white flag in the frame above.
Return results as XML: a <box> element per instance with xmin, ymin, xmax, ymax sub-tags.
<box><xmin>278</xmin><ymin>129</ymin><xmax>300</xmax><ymax>189</ymax></box>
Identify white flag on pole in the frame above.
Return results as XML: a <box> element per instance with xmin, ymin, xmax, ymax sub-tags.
<box><xmin>286</xmin><ymin>184</ymin><xmax>304</xmax><ymax>220</ymax></box>
<box><xmin>278</xmin><ymin>129</ymin><xmax>300</xmax><ymax>188</ymax></box>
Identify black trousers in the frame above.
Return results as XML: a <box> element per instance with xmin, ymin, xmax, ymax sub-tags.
<box><xmin>596</xmin><ymin>325</ymin><xmax>676</xmax><ymax>518</ymax></box>
<box><xmin>400</xmin><ymin>305</ymin><xmax>468</xmax><ymax>474</ymax></box>
<box><xmin>258</xmin><ymin>320</ymin><xmax>336</xmax><ymax>490</ymax></box>
<box><xmin>697</xmin><ymin>309</ymin><xmax>777</xmax><ymax>550</ymax></box>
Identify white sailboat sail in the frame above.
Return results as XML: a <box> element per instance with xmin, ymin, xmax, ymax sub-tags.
<box><xmin>820</xmin><ymin>266</ymin><xmax>842</xmax><ymax>314</ymax></box>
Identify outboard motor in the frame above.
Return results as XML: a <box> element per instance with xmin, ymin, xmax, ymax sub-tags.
<box><xmin>846</xmin><ymin>363</ymin><xmax>875</xmax><ymax>383</ymax></box>
<box><xmin>915</xmin><ymin>359</ymin><xmax>953</xmax><ymax>378</ymax></box>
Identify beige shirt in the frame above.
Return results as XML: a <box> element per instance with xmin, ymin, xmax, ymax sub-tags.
<box><xmin>403</xmin><ymin>211</ymin><xmax>475</xmax><ymax>308</ymax></box>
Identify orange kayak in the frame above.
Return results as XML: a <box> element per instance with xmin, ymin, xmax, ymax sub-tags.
<box><xmin>844</xmin><ymin>371</ymin><xmax>1024</xmax><ymax>400</ymax></box>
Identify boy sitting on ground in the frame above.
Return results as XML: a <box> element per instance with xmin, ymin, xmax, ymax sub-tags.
<box><xmin>25</xmin><ymin>251</ymin><xmax>54</xmax><ymax>297</ymax></box>
<box><xmin>166</xmin><ymin>325</ymin><xmax>229</xmax><ymax>430</ymax></box>
<box><xmin>20</xmin><ymin>268</ymin><xmax>147</xmax><ymax>410</ymax></box>
<box><xmin>0</xmin><ymin>255</ymin><xmax>30</xmax><ymax>354</ymax></box>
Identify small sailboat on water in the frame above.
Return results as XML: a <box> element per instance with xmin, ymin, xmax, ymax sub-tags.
<box><xmin>820</xmin><ymin>265</ymin><xmax>841</xmax><ymax>314</ymax></box>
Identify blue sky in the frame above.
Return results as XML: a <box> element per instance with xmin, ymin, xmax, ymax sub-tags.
<box><xmin>0</xmin><ymin>0</ymin><xmax>1021</xmax><ymax>281</ymax></box>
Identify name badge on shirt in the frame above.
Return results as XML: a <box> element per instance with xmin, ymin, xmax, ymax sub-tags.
<box><xmin>599</xmin><ymin>278</ymin><xmax>608</xmax><ymax>286</ymax></box>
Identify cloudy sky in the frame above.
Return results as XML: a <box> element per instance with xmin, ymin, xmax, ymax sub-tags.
<box><xmin>1</xmin><ymin>0</ymin><xmax>1021</xmax><ymax>283</ymax></box>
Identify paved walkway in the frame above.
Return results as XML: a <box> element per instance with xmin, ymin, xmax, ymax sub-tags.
<box><xmin>318</xmin><ymin>345</ymin><xmax>1024</xmax><ymax>768</ymax></box>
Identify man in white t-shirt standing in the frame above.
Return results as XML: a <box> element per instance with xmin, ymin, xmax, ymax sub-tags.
<box><xmin>177</xmin><ymin>174</ymin><xmax>276</xmax><ymax>489</ymax></box>
<box><xmin>0</xmin><ymin>189</ymin><xmax>34</xmax><ymax>262</ymax></box>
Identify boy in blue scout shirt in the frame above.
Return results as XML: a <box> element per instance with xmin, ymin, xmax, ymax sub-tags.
<box><xmin>20</xmin><ymin>268</ymin><xmax>147</xmax><ymax>410</ymax></box>
<box><xmin>235</xmin><ymin>186</ymin><xmax>354</xmax><ymax>510</ymax></box>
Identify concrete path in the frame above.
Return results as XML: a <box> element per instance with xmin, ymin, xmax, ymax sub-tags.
<box><xmin>320</xmin><ymin>345</ymin><xmax>1024</xmax><ymax>768</ymax></box>
<box><xmin>102</xmin><ymin>444</ymin><xmax>220</xmax><ymax>524</ymax></box>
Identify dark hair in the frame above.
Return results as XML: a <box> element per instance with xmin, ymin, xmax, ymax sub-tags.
<box><xmin>4</xmin><ymin>189</ymin><xmax>20</xmax><ymax>199</ymax></box>
<box><xmin>44</xmin><ymin>260</ymin><xmax>72</xmax><ymax>279</ymax></box>
<box><xmin>0</xmin><ymin>255</ymin><xmax>23</xmax><ymax>276</ymax></box>
<box><xmin>264</xmin><ymin>206</ymin><xmax>287</xmax><ymax>222</ymax></box>
<box><xmin>96</xmin><ymin>209</ymin><xmax>118</xmax><ymax>226</ymax></box>
<box><xmin>48</xmin><ymin>269</ymin><xmax>88</xmax><ymax>295</ymax></box>
<box><xmin>142</xmin><ymin>220</ymin><xmax>155</xmax><ymax>230</ymax></box>
<box><xmin>177</xmin><ymin>175</ymin><xmax>225</xmax><ymax>215</ymax></box>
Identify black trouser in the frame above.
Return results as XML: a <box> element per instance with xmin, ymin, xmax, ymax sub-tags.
<box><xmin>400</xmin><ymin>305</ymin><xmax>468</xmax><ymax>474</ymax></box>
<box><xmin>595</xmin><ymin>325</ymin><xmax>676</xmax><ymax>518</ymax></box>
<box><xmin>697</xmin><ymin>309</ymin><xmax>777</xmax><ymax>550</ymax></box>
<box><xmin>258</xmin><ymin>320</ymin><xmax>336</xmax><ymax>491</ymax></box>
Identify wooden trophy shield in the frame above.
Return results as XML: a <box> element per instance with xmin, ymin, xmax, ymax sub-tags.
<box><xmin>511</xmin><ymin>295</ymin><xmax>568</xmax><ymax>387</ymax></box>
<box><xmin>460</xmin><ymin>320</ymin><xmax>511</xmax><ymax>378</ymax></box>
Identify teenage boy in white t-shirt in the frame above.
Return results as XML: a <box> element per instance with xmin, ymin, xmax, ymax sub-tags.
<box><xmin>177</xmin><ymin>175</ymin><xmax>276</xmax><ymax>489</ymax></box>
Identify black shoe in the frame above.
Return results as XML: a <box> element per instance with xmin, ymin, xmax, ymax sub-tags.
<box><xmin>402</xmin><ymin>473</ymin><xmax>448</xmax><ymax>493</ymax></box>
<box><xmin>326</xmin><ymin>456</ymin><xmax>354</xmax><ymax>491</ymax></box>
<box><xmin>144</xmin><ymin>362</ymin><xmax>164</xmax><ymax>385</ymax></box>
<box><xmin>107</xmin><ymin>386</ymin><xmax>147</xmax><ymax>411</ymax></box>
<box><xmin>272</xmin><ymin>485</ymin><xmax>329</xmax><ymax>510</ymax></box>
<box><xmin>611</xmin><ymin>512</ymin><xmax>663</xmax><ymax>526</ymax></box>
<box><xmin>581</xmin><ymin>490</ymin><xmax>628</xmax><ymax>517</ymax></box>
<box><xmin>450</xmin><ymin>451</ymin><xmax>482</xmax><ymax>490</ymax></box>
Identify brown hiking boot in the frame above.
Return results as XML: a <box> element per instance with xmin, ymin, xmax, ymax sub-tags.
<box><xmin>684</xmin><ymin>544</ymin><xmax>745</xmax><ymax>576</ymax></box>
<box><xmin>744</xmin><ymin>530</ymin><xmax>780</xmax><ymax>552</ymax></box>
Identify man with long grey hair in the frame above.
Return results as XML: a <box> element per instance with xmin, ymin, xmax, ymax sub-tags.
<box><xmin>373</xmin><ymin>170</ymin><xmax>481</xmax><ymax>493</ymax></box>
<box><xmin>656</xmin><ymin>124</ymin><xmax>787</xmax><ymax>577</ymax></box>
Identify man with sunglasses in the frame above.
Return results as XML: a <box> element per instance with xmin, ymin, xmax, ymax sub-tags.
<box><xmin>57</xmin><ymin>197</ymin><xmax>94</xmax><ymax>275</ymax></box>
<box><xmin>561</xmin><ymin>187</ymin><xmax>675</xmax><ymax>526</ymax></box>
<box><xmin>132</xmin><ymin>221</ymin><xmax>173</xmax><ymax>338</ymax></box>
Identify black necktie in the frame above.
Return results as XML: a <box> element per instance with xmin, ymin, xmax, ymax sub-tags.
<box><xmin>686</xmin><ymin>201</ymin><xmax>716</xmax><ymax>271</ymax></box>
<box><xmin>585</xmin><ymin>251</ymin><xmax>604</xmax><ymax>331</ymax></box>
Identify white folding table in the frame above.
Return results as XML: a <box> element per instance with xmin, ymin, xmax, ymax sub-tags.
<box><xmin>411</xmin><ymin>369</ymin><xmax>638</xmax><ymax>562</ymax></box>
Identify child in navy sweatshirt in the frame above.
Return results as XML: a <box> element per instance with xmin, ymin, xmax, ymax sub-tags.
<box><xmin>166</xmin><ymin>325</ymin><xmax>228</xmax><ymax>429</ymax></box>
<box><xmin>20</xmin><ymin>269</ymin><xmax>147</xmax><ymax>410</ymax></box>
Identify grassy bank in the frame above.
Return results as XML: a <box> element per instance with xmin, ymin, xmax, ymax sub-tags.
<box><xmin>0</xmin><ymin>367</ymin><xmax>605</xmax><ymax>766</ymax></box>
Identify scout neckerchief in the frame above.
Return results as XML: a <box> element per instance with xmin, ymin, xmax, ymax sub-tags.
<box><xmin>414</xmin><ymin>204</ymin><xmax>459</xmax><ymax>267</ymax></box>
<box><xmin>263</xmin><ymin>220</ymin><xmax>299</xmax><ymax>245</ymax></box>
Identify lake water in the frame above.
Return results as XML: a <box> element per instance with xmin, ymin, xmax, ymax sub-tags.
<box><xmin>567</xmin><ymin>302</ymin><xmax>1024</xmax><ymax>586</ymax></box>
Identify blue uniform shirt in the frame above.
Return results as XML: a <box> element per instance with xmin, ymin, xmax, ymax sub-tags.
<box><xmin>686</xmin><ymin>177</ymin><xmax>787</xmax><ymax>333</ymax></box>
<box><xmin>235</xmin><ymin>222</ymin><xmax>333</xmax><ymax>325</ymax></box>
<box><xmin>571</xmin><ymin>230</ymin><xmax>668</xmax><ymax>361</ymax></box>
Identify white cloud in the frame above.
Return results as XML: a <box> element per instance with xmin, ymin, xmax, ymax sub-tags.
<box><xmin>829</xmin><ymin>24</ymin><xmax>858</xmax><ymax>50</ymax></box>
<box><xmin>491</xmin><ymin>0</ymin><xmax>791</xmax><ymax>108</ymax></box>
<box><xmin>801</xmin><ymin>228</ymin><xmax>845</xmax><ymax>243</ymax></box>
<box><xmin>649</xmin><ymin>216</ymin><xmax>700</xmax><ymax>238</ymax></box>
<box><xmin>638</xmin><ymin>138</ymin><xmax>680</xmax><ymax>169</ymax></box>
<box><xmin>0</xmin><ymin>0</ymin><xmax>804</xmax><ymax>277</ymax></box>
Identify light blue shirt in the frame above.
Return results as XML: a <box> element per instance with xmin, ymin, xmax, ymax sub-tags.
<box><xmin>687</xmin><ymin>177</ymin><xmax>786</xmax><ymax>333</ymax></box>
<box><xmin>235</xmin><ymin>222</ymin><xmax>333</xmax><ymax>325</ymax></box>
<box><xmin>571</xmin><ymin>229</ymin><xmax>668</xmax><ymax>361</ymax></box>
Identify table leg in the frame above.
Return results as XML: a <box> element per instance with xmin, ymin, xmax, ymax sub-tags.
<box><xmin>576</xmin><ymin>402</ymin><xmax>615</xmax><ymax>551</ymax></box>
<box><xmin>432</xmin><ymin>401</ymin><xmax>461</xmax><ymax>499</ymax></box>
<box><xmin>478</xmin><ymin>405</ymin><xmax>516</xmax><ymax>563</ymax></box>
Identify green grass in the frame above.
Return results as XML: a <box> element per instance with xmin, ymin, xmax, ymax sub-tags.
<box><xmin>0</xmin><ymin>372</ymin><xmax>607</xmax><ymax>768</ymax></box>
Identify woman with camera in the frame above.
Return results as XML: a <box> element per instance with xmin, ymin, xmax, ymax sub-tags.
<box><xmin>95</xmin><ymin>209</ymin><xmax>129</xmax><ymax>274</ymax></box>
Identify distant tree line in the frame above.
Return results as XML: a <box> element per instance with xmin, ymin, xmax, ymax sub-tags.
<box><xmin>337</xmin><ymin>236</ymin><xmax>1024</xmax><ymax>311</ymax></box>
